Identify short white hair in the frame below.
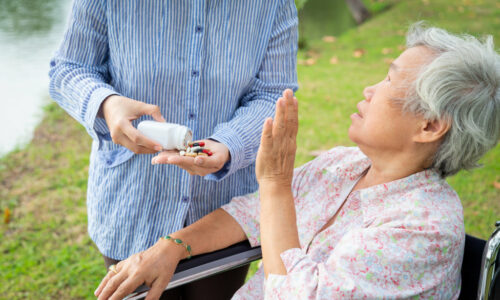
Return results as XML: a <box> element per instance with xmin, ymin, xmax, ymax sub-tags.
<box><xmin>401</xmin><ymin>22</ymin><xmax>500</xmax><ymax>177</ymax></box>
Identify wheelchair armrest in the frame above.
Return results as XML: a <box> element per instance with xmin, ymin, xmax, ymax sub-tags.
<box><xmin>124</xmin><ymin>241</ymin><xmax>262</xmax><ymax>300</ymax></box>
<box><xmin>478</xmin><ymin>222</ymin><xmax>500</xmax><ymax>300</ymax></box>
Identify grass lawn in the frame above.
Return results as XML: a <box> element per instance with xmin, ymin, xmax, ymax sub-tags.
<box><xmin>1</xmin><ymin>0</ymin><xmax>499</xmax><ymax>298</ymax></box>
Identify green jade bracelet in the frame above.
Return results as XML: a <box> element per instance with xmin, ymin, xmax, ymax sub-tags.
<box><xmin>161</xmin><ymin>235</ymin><xmax>192</xmax><ymax>259</ymax></box>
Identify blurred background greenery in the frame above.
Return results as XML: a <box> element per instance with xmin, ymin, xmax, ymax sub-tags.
<box><xmin>1</xmin><ymin>0</ymin><xmax>499</xmax><ymax>298</ymax></box>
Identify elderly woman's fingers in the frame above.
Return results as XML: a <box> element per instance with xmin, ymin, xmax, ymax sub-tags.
<box><xmin>273</xmin><ymin>97</ymin><xmax>287</xmax><ymax>138</ymax></box>
<box><xmin>290</xmin><ymin>97</ymin><xmax>299</xmax><ymax>137</ymax></box>
<box><xmin>260</xmin><ymin>118</ymin><xmax>274</xmax><ymax>149</ymax></box>
<box><xmin>108</xmin><ymin>276</ymin><xmax>145</xmax><ymax>300</ymax></box>
<box><xmin>283</xmin><ymin>88</ymin><xmax>293</xmax><ymax>99</ymax></box>
<box><xmin>144</xmin><ymin>277</ymin><xmax>171</xmax><ymax>300</ymax></box>
<box><xmin>95</xmin><ymin>271</ymin><xmax>114</xmax><ymax>297</ymax></box>
<box><xmin>97</xmin><ymin>272</ymin><xmax>128</xmax><ymax>300</ymax></box>
<box><xmin>283</xmin><ymin>90</ymin><xmax>298</xmax><ymax>139</ymax></box>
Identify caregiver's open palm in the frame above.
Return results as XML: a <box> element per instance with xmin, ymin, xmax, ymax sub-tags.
<box><xmin>256</xmin><ymin>89</ymin><xmax>298</xmax><ymax>188</ymax></box>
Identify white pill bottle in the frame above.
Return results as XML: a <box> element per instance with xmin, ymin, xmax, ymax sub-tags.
<box><xmin>137</xmin><ymin>121</ymin><xmax>192</xmax><ymax>150</ymax></box>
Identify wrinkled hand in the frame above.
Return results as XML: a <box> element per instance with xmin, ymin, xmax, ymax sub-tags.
<box><xmin>151</xmin><ymin>139</ymin><xmax>230</xmax><ymax>176</ymax></box>
<box><xmin>101</xmin><ymin>95</ymin><xmax>166</xmax><ymax>154</ymax></box>
<box><xmin>94</xmin><ymin>240</ymin><xmax>183</xmax><ymax>300</ymax></box>
<box><xmin>256</xmin><ymin>89</ymin><xmax>298</xmax><ymax>188</ymax></box>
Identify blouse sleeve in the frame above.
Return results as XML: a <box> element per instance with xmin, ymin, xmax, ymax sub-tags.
<box><xmin>221</xmin><ymin>159</ymin><xmax>314</xmax><ymax>247</ymax></box>
<box><xmin>264</xmin><ymin>226</ymin><xmax>462</xmax><ymax>299</ymax></box>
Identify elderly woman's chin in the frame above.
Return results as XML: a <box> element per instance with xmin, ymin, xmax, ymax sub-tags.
<box><xmin>347</xmin><ymin>117</ymin><xmax>371</xmax><ymax>150</ymax></box>
<box><xmin>347</xmin><ymin>122</ymin><xmax>359</xmax><ymax>145</ymax></box>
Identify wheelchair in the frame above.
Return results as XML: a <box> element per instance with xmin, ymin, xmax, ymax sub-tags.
<box><xmin>125</xmin><ymin>221</ymin><xmax>500</xmax><ymax>300</ymax></box>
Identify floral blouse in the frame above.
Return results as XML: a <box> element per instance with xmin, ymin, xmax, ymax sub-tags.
<box><xmin>221</xmin><ymin>147</ymin><xmax>464</xmax><ymax>299</ymax></box>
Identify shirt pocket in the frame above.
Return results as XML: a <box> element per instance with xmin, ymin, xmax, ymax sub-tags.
<box><xmin>94</xmin><ymin>139</ymin><xmax>134</xmax><ymax>168</ymax></box>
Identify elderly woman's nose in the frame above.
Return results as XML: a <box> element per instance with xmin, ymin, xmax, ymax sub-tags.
<box><xmin>363</xmin><ymin>86</ymin><xmax>374</xmax><ymax>101</ymax></box>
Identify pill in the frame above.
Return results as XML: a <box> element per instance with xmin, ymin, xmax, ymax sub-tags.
<box><xmin>188</xmin><ymin>141</ymin><xmax>206</xmax><ymax>147</ymax></box>
<box><xmin>197</xmin><ymin>152</ymin><xmax>208</xmax><ymax>157</ymax></box>
<box><xmin>180</xmin><ymin>151</ymin><xmax>186</xmax><ymax>156</ymax></box>
<box><xmin>185</xmin><ymin>152</ymin><xmax>197</xmax><ymax>157</ymax></box>
<box><xmin>190</xmin><ymin>146</ymin><xmax>202</xmax><ymax>152</ymax></box>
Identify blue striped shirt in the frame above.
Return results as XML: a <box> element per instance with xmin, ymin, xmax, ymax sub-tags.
<box><xmin>49</xmin><ymin>0</ymin><xmax>298</xmax><ymax>259</ymax></box>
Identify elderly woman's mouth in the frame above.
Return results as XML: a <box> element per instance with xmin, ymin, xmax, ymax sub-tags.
<box><xmin>351</xmin><ymin>112</ymin><xmax>362</xmax><ymax>120</ymax></box>
<box><xmin>351</xmin><ymin>103</ymin><xmax>364</xmax><ymax>119</ymax></box>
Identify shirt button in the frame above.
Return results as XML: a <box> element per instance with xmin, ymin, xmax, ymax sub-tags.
<box><xmin>181</xmin><ymin>196</ymin><xmax>189</xmax><ymax>203</ymax></box>
<box><xmin>191</xmin><ymin>70</ymin><xmax>199</xmax><ymax>77</ymax></box>
<box><xmin>195</xmin><ymin>25</ymin><xmax>203</xmax><ymax>33</ymax></box>
<box><xmin>188</xmin><ymin>113</ymin><xmax>196</xmax><ymax>119</ymax></box>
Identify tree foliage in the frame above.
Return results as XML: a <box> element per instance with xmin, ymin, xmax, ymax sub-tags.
<box><xmin>295</xmin><ymin>0</ymin><xmax>308</xmax><ymax>10</ymax></box>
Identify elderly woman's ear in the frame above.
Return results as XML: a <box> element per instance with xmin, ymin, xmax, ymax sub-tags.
<box><xmin>413</xmin><ymin>118</ymin><xmax>451</xmax><ymax>143</ymax></box>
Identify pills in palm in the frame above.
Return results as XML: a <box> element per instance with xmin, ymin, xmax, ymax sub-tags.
<box><xmin>180</xmin><ymin>143</ymin><xmax>213</xmax><ymax>157</ymax></box>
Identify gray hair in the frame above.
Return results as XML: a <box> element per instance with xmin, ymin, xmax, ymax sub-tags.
<box><xmin>401</xmin><ymin>22</ymin><xmax>500</xmax><ymax>177</ymax></box>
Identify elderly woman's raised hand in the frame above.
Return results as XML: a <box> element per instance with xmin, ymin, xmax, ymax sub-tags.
<box><xmin>256</xmin><ymin>89</ymin><xmax>298</xmax><ymax>188</ymax></box>
<box><xmin>94</xmin><ymin>240</ymin><xmax>184</xmax><ymax>300</ymax></box>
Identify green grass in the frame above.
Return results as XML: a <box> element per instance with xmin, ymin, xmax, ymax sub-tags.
<box><xmin>1</xmin><ymin>0</ymin><xmax>499</xmax><ymax>298</ymax></box>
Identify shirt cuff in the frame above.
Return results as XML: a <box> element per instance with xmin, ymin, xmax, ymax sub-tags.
<box><xmin>84</xmin><ymin>87</ymin><xmax>120</xmax><ymax>147</ymax></box>
<box><xmin>264</xmin><ymin>273</ymin><xmax>287</xmax><ymax>299</ymax></box>
<box><xmin>207</xmin><ymin>125</ymin><xmax>246</xmax><ymax>181</ymax></box>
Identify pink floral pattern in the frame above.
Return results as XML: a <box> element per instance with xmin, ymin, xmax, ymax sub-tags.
<box><xmin>222</xmin><ymin>147</ymin><xmax>464</xmax><ymax>299</ymax></box>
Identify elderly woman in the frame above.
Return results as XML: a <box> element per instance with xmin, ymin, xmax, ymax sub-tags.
<box><xmin>95</xmin><ymin>23</ymin><xmax>499</xmax><ymax>299</ymax></box>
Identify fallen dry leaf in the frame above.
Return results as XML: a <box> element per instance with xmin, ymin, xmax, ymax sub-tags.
<box><xmin>305</xmin><ymin>58</ymin><xmax>316</xmax><ymax>66</ymax></box>
<box><xmin>383</xmin><ymin>58</ymin><xmax>394</xmax><ymax>65</ymax></box>
<box><xmin>4</xmin><ymin>207</ymin><xmax>11</xmax><ymax>224</ymax></box>
<box><xmin>382</xmin><ymin>48</ymin><xmax>393</xmax><ymax>55</ymax></box>
<box><xmin>297</xmin><ymin>59</ymin><xmax>305</xmax><ymax>65</ymax></box>
<box><xmin>306</xmin><ymin>50</ymin><xmax>321</xmax><ymax>59</ymax></box>
<box><xmin>329</xmin><ymin>56</ymin><xmax>339</xmax><ymax>64</ymax></box>
<box><xmin>494</xmin><ymin>181</ymin><xmax>500</xmax><ymax>189</ymax></box>
<box><xmin>353</xmin><ymin>48</ymin><xmax>365</xmax><ymax>58</ymax></box>
<box><xmin>322</xmin><ymin>36</ymin><xmax>336</xmax><ymax>43</ymax></box>
<box><xmin>397</xmin><ymin>44</ymin><xmax>406</xmax><ymax>51</ymax></box>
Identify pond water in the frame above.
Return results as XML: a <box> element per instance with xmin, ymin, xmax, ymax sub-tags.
<box><xmin>0</xmin><ymin>0</ymin><xmax>71</xmax><ymax>156</ymax></box>
<box><xmin>0</xmin><ymin>0</ymin><xmax>355</xmax><ymax>157</ymax></box>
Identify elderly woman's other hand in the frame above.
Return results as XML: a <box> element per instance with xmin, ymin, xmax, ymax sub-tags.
<box><xmin>94</xmin><ymin>239</ymin><xmax>185</xmax><ymax>300</ymax></box>
<box><xmin>256</xmin><ymin>89</ymin><xmax>298</xmax><ymax>188</ymax></box>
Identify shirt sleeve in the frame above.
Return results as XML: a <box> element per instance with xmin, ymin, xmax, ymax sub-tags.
<box><xmin>48</xmin><ymin>0</ymin><xmax>118</xmax><ymax>145</ymax></box>
<box><xmin>208</xmin><ymin>0</ymin><xmax>299</xmax><ymax>181</ymax></box>
<box><xmin>264</xmin><ymin>227</ymin><xmax>462</xmax><ymax>299</ymax></box>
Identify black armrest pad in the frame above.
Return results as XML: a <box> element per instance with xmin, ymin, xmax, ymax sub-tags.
<box><xmin>174</xmin><ymin>240</ymin><xmax>258</xmax><ymax>273</ymax></box>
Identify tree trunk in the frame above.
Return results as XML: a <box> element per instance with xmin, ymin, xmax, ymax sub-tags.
<box><xmin>345</xmin><ymin>0</ymin><xmax>370</xmax><ymax>24</ymax></box>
